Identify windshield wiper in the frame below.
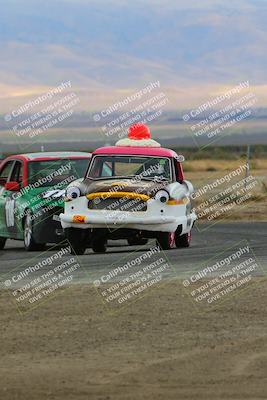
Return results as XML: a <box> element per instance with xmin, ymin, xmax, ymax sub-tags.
<box><xmin>154</xmin><ymin>176</ymin><xmax>169</xmax><ymax>181</ymax></box>
<box><xmin>86</xmin><ymin>175</ymin><xmax>169</xmax><ymax>182</ymax></box>
<box><xmin>136</xmin><ymin>177</ymin><xmax>154</xmax><ymax>181</ymax></box>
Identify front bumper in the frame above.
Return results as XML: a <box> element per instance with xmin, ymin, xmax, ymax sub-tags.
<box><xmin>60</xmin><ymin>196</ymin><xmax>197</xmax><ymax>233</ymax></box>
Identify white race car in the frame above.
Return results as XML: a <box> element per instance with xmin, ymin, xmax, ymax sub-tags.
<box><xmin>60</xmin><ymin>124</ymin><xmax>197</xmax><ymax>254</ymax></box>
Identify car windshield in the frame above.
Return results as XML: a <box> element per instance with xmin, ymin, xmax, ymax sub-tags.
<box><xmin>28</xmin><ymin>158</ymin><xmax>89</xmax><ymax>188</ymax></box>
<box><xmin>88</xmin><ymin>155</ymin><xmax>172</xmax><ymax>181</ymax></box>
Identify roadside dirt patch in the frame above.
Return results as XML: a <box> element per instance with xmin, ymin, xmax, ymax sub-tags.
<box><xmin>1</xmin><ymin>279</ymin><xmax>267</xmax><ymax>399</ymax></box>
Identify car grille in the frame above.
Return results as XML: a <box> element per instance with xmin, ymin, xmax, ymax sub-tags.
<box><xmin>88</xmin><ymin>197</ymin><xmax>147</xmax><ymax>212</ymax></box>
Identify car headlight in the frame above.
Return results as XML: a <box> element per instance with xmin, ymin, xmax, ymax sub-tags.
<box><xmin>53</xmin><ymin>189</ymin><xmax>66</xmax><ymax>199</ymax></box>
<box><xmin>42</xmin><ymin>189</ymin><xmax>66</xmax><ymax>199</ymax></box>
<box><xmin>154</xmin><ymin>190</ymin><xmax>170</xmax><ymax>203</ymax></box>
<box><xmin>66</xmin><ymin>186</ymin><xmax>81</xmax><ymax>201</ymax></box>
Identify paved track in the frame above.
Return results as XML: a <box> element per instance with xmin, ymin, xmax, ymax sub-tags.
<box><xmin>0</xmin><ymin>222</ymin><xmax>266</xmax><ymax>288</ymax></box>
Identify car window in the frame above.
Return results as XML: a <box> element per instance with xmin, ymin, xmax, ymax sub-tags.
<box><xmin>0</xmin><ymin>161</ymin><xmax>15</xmax><ymax>186</ymax></box>
<box><xmin>10</xmin><ymin>161</ymin><xmax>23</xmax><ymax>185</ymax></box>
<box><xmin>27</xmin><ymin>158</ymin><xmax>89</xmax><ymax>187</ymax></box>
<box><xmin>89</xmin><ymin>156</ymin><xmax>172</xmax><ymax>181</ymax></box>
<box><xmin>101</xmin><ymin>162</ymin><xmax>112</xmax><ymax>177</ymax></box>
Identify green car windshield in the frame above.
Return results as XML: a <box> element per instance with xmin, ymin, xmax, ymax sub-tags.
<box><xmin>27</xmin><ymin>159</ymin><xmax>89</xmax><ymax>188</ymax></box>
<box><xmin>88</xmin><ymin>155</ymin><xmax>172</xmax><ymax>181</ymax></box>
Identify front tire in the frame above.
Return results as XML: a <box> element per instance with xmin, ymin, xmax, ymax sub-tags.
<box><xmin>92</xmin><ymin>239</ymin><xmax>107</xmax><ymax>253</ymax></box>
<box><xmin>24</xmin><ymin>211</ymin><xmax>46</xmax><ymax>251</ymax></box>
<box><xmin>65</xmin><ymin>228</ymin><xmax>87</xmax><ymax>255</ymax></box>
<box><xmin>175</xmin><ymin>231</ymin><xmax>192</xmax><ymax>248</ymax></box>
<box><xmin>157</xmin><ymin>232</ymin><xmax>175</xmax><ymax>250</ymax></box>
<box><xmin>0</xmin><ymin>237</ymin><xmax>6</xmax><ymax>250</ymax></box>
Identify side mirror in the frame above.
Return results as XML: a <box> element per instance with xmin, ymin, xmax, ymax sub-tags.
<box><xmin>175</xmin><ymin>155</ymin><xmax>185</xmax><ymax>162</ymax></box>
<box><xmin>5</xmin><ymin>181</ymin><xmax>20</xmax><ymax>191</ymax></box>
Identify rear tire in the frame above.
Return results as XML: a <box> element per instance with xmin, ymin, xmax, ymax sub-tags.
<box><xmin>0</xmin><ymin>237</ymin><xmax>6</xmax><ymax>250</ymax></box>
<box><xmin>24</xmin><ymin>211</ymin><xmax>46</xmax><ymax>251</ymax></box>
<box><xmin>157</xmin><ymin>232</ymin><xmax>175</xmax><ymax>250</ymax></box>
<box><xmin>65</xmin><ymin>228</ymin><xmax>87</xmax><ymax>255</ymax></box>
<box><xmin>175</xmin><ymin>231</ymin><xmax>192</xmax><ymax>248</ymax></box>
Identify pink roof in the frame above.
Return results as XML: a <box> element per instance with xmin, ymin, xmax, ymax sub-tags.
<box><xmin>93</xmin><ymin>146</ymin><xmax>177</xmax><ymax>158</ymax></box>
<box><xmin>2</xmin><ymin>152</ymin><xmax>91</xmax><ymax>163</ymax></box>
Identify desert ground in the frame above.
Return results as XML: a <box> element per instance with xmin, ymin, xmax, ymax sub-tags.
<box><xmin>1</xmin><ymin>279</ymin><xmax>267</xmax><ymax>400</ymax></box>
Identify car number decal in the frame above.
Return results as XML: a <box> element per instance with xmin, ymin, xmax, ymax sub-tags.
<box><xmin>5</xmin><ymin>198</ymin><xmax>15</xmax><ymax>228</ymax></box>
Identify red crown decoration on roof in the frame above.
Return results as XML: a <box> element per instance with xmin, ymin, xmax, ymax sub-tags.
<box><xmin>128</xmin><ymin>123</ymin><xmax>151</xmax><ymax>140</ymax></box>
<box><xmin>115</xmin><ymin>123</ymin><xmax>161</xmax><ymax>148</ymax></box>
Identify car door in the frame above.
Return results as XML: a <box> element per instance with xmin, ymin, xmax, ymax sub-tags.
<box><xmin>7</xmin><ymin>160</ymin><xmax>24</xmax><ymax>238</ymax></box>
<box><xmin>0</xmin><ymin>160</ymin><xmax>16</xmax><ymax>238</ymax></box>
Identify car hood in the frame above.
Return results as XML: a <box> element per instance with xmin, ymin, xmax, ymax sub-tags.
<box><xmin>82</xmin><ymin>178</ymin><xmax>169</xmax><ymax>197</ymax></box>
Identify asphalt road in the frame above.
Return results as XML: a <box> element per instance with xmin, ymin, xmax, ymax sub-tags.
<box><xmin>0</xmin><ymin>222</ymin><xmax>267</xmax><ymax>289</ymax></box>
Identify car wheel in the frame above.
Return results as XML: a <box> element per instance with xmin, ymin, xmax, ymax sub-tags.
<box><xmin>65</xmin><ymin>228</ymin><xmax>87</xmax><ymax>255</ymax></box>
<box><xmin>0</xmin><ymin>237</ymin><xmax>7</xmax><ymax>250</ymax></box>
<box><xmin>127</xmin><ymin>237</ymin><xmax>148</xmax><ymax>246</ymax></box>
<box><xmin>92</xmin><ymin>238</ymin><xmax>107</xmax><ymax>253</ymax></box>
<box><xmin>175</xmin><ymin>230</ymin><xmax>192</xmax><ymax>248</ymax></box>
<box><xmin>24</xmin><ymin>211</ymin><xmax>46</xmax><ymax>251</ymax></box>
<box><xmin>157</xmin><ymin>232</ymin><xmax>175</xmax><ymax>250</ymax></box>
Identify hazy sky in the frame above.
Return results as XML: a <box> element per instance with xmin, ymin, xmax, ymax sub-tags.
<box><xmin>0</xmin><ymin>0</ymin><xmax>266</xmax><ymax>111</ymax></box>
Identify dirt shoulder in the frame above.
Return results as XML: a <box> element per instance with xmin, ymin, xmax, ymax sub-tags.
<box><xmin>186</xmin><ymin>166</ymin><xmax>267</xmax><ymax>221</ymax></box>
<box><xmin>1</xmin><ymin>279</ymin><xmax>267</xmax><ymax>400</ymax></box>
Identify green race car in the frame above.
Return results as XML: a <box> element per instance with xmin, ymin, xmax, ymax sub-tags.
<box><xmin>0</xmin><ymin>151</ymin><xmax>91</xmax><ymax>251</ymax></box>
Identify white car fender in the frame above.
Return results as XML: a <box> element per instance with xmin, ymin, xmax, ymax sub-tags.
<box><xmin>168</xmin><ymin>180</ymin><xmax>194</xmax><ymax>200</ymax></box>
<box><xmin>66</xmin><ymin>178</ymin><xmax>83</xmax><ymax>189</ymax></box>
<box><xmin>182</xmin><ymin>180</ymin><xmax>195</xmax><ymax>196</ymax></box>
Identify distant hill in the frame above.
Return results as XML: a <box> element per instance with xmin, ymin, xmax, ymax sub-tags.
<box><xmin>0</xmin><ymin>110</ymin><xmax>266</xmax><ymax>153</ymax></box>
<box><xmin>1</xmin><ymin>0</ymin><xmax>267</xmax><ymax>111</ymax></box>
